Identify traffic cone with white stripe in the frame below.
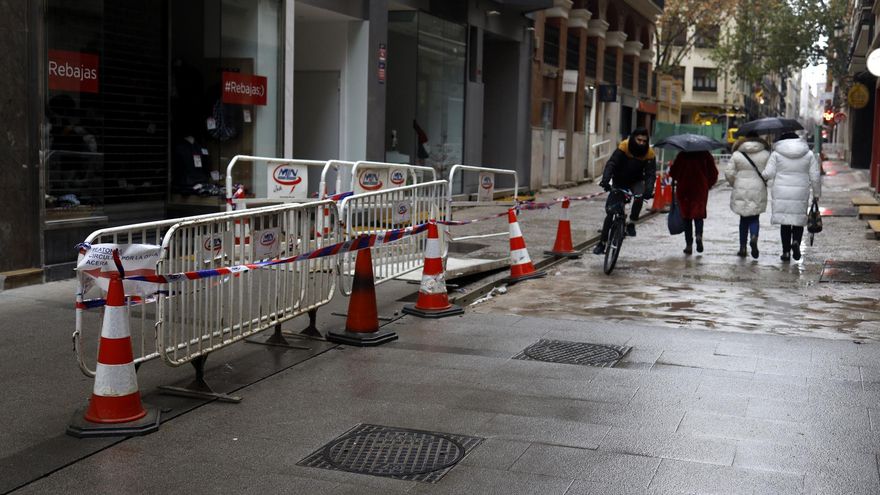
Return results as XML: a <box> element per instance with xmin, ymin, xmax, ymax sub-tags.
<box><xmin>650</xmin><ymin>173</ymin><xmax>667</xmax><ymax>212</ymax></box>
<box><xmin>68</xmin><ymin>269</ymin><xmax>160</xmax><ymax>437</ymax></box>
<box><xmin>507</xmin><ymin>208</ymin><xmax>546</xmax><ymax>284</ymax></box>
<box><xmin>403</xmin><ymin>221</ymin><xmax>464</xmax><ymax>318</ymax></box>
<box><xmin>545</xmin><ymin>199</ymin><xmax>580</xmax><ymax>258</ymax></box>
<box><xmin>327</xmin><ymin>248</ymin><xmax>398</xmax><ymax>346</ymax></box>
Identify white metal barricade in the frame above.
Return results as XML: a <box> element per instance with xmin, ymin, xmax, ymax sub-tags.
<box><xmin>337</xmin><ymin>180</ymin><xmax>446</xmax><ymax>295</ymax></box>
<box><xmin>446</xmin><ymin>164</ymin><xmax>518</xmax><ymax>244</ymax></box>
<box><xmin>74</xmin><ymin>210</ymin><xmax>244</xmax><ymax>377</ymax></box>
<box><xmin>349</xmin><ymin>160</ymin><xmax>437</xmax><ymax>193</ymax></box>
<box><xmin>157</xmin><ymin>200</ymin><xmax>339</xmax><ymax>366</ymax></box>
<box><xmin>590</xmin><ymin>139</ymin><xmax>614</xmax><ymax>179</ymax></box>
<box><xmin>225</xmin><ymin>155</ymin><xmax>328</xmax><ymax>212</ymax></box>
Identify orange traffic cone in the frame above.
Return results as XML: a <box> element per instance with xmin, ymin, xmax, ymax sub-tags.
<box><xmin>403</xmin><ymin>221</ymin><xmax>464</xmax><ymax>318</ymax></box>
<box><xmin>507</xmin><ymin>208</ymin><xmax>546</xmax><ymax>284</ymax></box>
<box><xmin>327</xmin><ymin>248</ymin><xmax>398</xmax><ymax>346</ymax></box>
<box><xmin>545</xmin><ymin>199</ymin><xmax>580</xmax><ymax>258</ymax></box>
<box><xmin>68</xmin><ymin>273</ymin><xmax>160</xmax><ymax>437</ymax></box>
<box><xmin>650</xmin><ymin>173</ymin><xmax>667</xmax><ymax>212</ymax></box>
<box><xmin>663</xmin><ymin>174</ymin><xmax>673</xmax><ymax>209</ymax></box>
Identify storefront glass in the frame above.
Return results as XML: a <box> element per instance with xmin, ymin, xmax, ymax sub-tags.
<box><xmin>42</xmin><ymin>0</ymin><xmax>283</xmax><ymax>225</ymax></box>
<box><xmin>170</xmin><ymin>0</ymin><xmax>282</xmax><ymax>209</ymax></box>
<box><xmin>387</xmin><ymin>11</ymin><xmax>465</xmax><ymax>179</ymax></box>
<box><xmin>44</xmin><ymin>0</ymin><xmax>168</xmax><ymax>223</ymax></box>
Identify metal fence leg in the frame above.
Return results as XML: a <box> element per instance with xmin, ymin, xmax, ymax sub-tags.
<box><xmin>158</xmin><ymin>355</ymin><xmax>242</xmax><ymax>403</ymax></box>
<box><xmin>246</xmin><ymin>323</ymin><xmax>311</xmax><ymax>350</ymax></box>
<box><xmin>296</xmin><ymin>309</ymin><xmax>324</xmax><ymax>340</ymax></box>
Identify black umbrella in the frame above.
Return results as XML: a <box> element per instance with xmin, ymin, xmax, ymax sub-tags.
<box><xmin>653</xmin><ymin>133</ymin><xmax>728</xmax><ymax>152</ymax></box>
<box><xmin>734</xmin><ymin>117</ymin><xmax>803</xmax><ymax>137</ymax></box>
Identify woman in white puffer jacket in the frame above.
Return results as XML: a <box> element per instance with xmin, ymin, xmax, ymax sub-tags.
<box><xmin>725</xmin><ymin>133</ymin><xmax>770</xmax><ymax>258</ymax></box>
<box><xmin>762</xmin><ymin>132</ymin><xmax>822</xmax><ymax>262</ymax></box>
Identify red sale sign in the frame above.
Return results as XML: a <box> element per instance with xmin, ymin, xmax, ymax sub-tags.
<box><xmin>221</xmin><ymin>72</ymin><xmax>267</xmax><ymax>106</ymax></box>
<box><xmin>48</xmin><ymin>50</ymin><xmax>99</xmax><ymax>93</ymax></box>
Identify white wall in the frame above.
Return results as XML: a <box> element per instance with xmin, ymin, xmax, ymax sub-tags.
<box><xmin>294</xmin><ymin>20</ymin><xmax>369</xmax><ymax>162</ymax></box>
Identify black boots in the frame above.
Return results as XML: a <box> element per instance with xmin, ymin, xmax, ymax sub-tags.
<box><xmin>592</xmin><ymin>242</ymin><xmax>606</xmax><ymax>255</ymax></box>
<box><xmin>749</xmin><ymin>235</ymin><xmax>759</xmax><ymax>259</ymax></box>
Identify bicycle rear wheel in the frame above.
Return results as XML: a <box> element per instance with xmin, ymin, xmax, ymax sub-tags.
<box><xmin>603</xmin><ymin>219</ymin><xmax>625</xmax><ymax>274</ymax></box>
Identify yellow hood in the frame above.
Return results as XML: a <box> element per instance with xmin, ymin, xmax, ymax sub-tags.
<box><xmin>618</xmin><ymin>139</ymin><xmax>655</xmax><ymax>160</ymax></box>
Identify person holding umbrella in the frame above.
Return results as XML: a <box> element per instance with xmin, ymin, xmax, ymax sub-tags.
<box><xmin>725</xmin><ymin>131</ymin><xmax>770</xmax><ymax>258</ymax></box>
<box><xmin>761</xmin><ymin>132</ymin><xmax>821</xmax><ymax>261</ymax></box>
<box><xmin>653</xmin><ymin>133</ymin><xmax>726</xmax><ymax>255</ymax></box>
<box><xmin>668</xmin><ymin>150</ymin><xmax>719</xmax><ymax>254</ymax></box>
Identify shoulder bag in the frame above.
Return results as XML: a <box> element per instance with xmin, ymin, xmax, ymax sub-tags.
<box><xmin>667</xmin><ymin>181</ymin><xmax>685</xmax><ymax>235</ymax></box>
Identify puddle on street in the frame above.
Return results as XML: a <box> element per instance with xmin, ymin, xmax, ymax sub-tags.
<box><xmin>472</xmin><ymin>259</ymin><xmax>880</xmax><ymax>341</ymax></box>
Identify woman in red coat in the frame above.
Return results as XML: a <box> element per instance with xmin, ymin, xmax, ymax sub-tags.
<box><xmin>669</xmin><ymin>150</ymin><xmax>719</xmax><ymax>254</ymax></box>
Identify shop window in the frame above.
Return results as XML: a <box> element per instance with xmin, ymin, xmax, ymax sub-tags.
<box><xmin>693</xmin><ymin>67</ymin><xmax>717</xmax><ymax>92</ymax></box>
<box><xmin>544</xmin><ymin>24</ymin><xmax>560</xmax><ymax>67</ymax></box>
<box><xmin>387</xmin><ymin>11</ymin><xmax>466</xmax><ymax>179</ymax></box>
<box><xmin>44</xmin><ymin>0</ymin><xmax>168</xmax><ymax>222</ymax></box>
<box><xmin>169</xmin><ymin>0</ymin><xmax>282</xmax><ymax>209</ymax></box>
<box><xmin>566</xmin><ymin>31</ymin><xmax>580</xmax><ymax>71</ymax></box>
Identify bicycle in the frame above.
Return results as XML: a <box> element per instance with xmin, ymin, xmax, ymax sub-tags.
<box><xmin>602</xmin><ymin>187</ymin><xmax>642</xmax><ymax>275</ymax></box>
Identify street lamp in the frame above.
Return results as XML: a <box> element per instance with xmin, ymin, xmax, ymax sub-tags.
<box><xmin>867</xmin><ymin>48</ymin><xmax>880</xmax><ymax>77</ymax></box>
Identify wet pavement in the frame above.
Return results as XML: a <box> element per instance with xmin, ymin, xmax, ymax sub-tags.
<box><xmin>2</xmin><ymin>158</ymin><xmax>880</xmax><ymax>494</ymax></box>
<box><xmin>469</xmin><ymin>159</ymin><xmax>880</xmax><ymax>342</ymax></box>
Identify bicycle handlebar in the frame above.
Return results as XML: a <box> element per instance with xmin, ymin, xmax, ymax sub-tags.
<box><xmin>609</xmin><ymin>187</ymin><xmax>643</xmax><ymax>200</ymax></box>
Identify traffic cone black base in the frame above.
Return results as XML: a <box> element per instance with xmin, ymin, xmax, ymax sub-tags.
<box><xmin>67</xmin><ymin>407</ymin><xmax>160</xmax><ymax>438</ymax></box>
<box><xmin>402</xmin><ymin>303</ymin><xmax>464</xmax><ymax>319</ymax></box>
<box><xmin>326</xmin><ymin>329</ymin><xmax>398</xmax><ymax>347</ymax></box>
<box><xmin>508</xmin><ymin>270</ymin><xmax>546</xmax><ymax>285</ymax></box>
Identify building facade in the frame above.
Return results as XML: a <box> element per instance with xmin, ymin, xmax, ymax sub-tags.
<box><xmin>2</xmin><ymin>0</ymin><xmax>549</xmax><ymax>283</ymax></box>
<box><xmin>527</xmin><ymin>0</ymin><xmax>663</xmax><ymax>190</ymax></box>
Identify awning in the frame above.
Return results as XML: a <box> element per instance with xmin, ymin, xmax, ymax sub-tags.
<box><xmin>638</xmin><ymin>101</ymin><xmax>658</xmax><ymax>114</ymax></box>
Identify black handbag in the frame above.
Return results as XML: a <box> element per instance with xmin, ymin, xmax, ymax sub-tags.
<box><xmin>667</xmin><ymin>182</ymin><xmax>685</xmax><ymax>235</ymax></box>
<box><xmin>807</xmin><ymin>198</ymin><xmax>822</xmax><ymax>234</ymax></box>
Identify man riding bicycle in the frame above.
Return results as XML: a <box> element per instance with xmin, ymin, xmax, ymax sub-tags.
<box><xmin>593</xmin><ymin>127</ymin><xmax>657</xmax><ymax>255</ymax></box>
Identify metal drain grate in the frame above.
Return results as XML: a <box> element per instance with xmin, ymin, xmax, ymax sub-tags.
<box><xmin>513</xmin><ymin>339</ymin><xmax>630</xmax><ymax>368</ymax></box>
<box><xmin>820</xmin><ymin>260</ymin><xmax>880</xmax><ymax>283</ymax></box>
<box><xmin>297</xmin><ymin>424</ymin><xmax>484</xmax><ymax>483</ymax></box>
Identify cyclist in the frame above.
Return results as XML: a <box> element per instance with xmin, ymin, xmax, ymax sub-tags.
<box><xmin>593</xmin><ymin>127</ymin><xmax>657</xmax><ymax>255</ymax></box>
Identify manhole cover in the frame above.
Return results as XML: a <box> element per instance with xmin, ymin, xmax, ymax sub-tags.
<box><xmin>513</xmin><ymin>339</ymin><xmax>630</xmax><ymax>367</ymax></box>
<box><xmin>820</xmin><ymin>260</ymin><xmax>880</xmax><ymax>283</ymax></box>
<box><xmin>298</xmin><ymin>424</ymin><xmax>483</xmax><ymax>483</ymax></box>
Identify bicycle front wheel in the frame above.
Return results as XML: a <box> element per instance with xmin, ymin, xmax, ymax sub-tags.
<box><xmin>603</xmin><ymin>219</ymin><xmax>625</xmax><ymax>274</ymax></box>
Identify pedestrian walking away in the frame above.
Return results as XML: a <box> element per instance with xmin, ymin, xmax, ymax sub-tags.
<box><xmin>725</xmin><ymin>132</ymin><xmax>770</xmax><ymax>259</ymax></box>
<box><xmin>593</xmin><ymin>127</ymin><xmax>657</xmax><ymax>255</ymax></box>
<box><xmin>669</xmin><ymin>150</ymin><xmax>718</xmax><ymax>255</ymax></box>
<box><xmin>761</xmin><ymin>131</ymin><xmax>822</xmax><ymax>262</ymax></box>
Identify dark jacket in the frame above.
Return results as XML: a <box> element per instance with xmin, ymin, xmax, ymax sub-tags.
<box><xmin>601</xmin><ymin>139</ymin><xmax>657</xmax><ymax>195</ymax></box>
<box><xmin>669</xmin><ymin>150</ymin><xmax>718</xmax><ymax>220</ymax></box>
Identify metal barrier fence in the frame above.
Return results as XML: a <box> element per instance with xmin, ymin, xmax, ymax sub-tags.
<box><xmin>156</xmin><ymin>200</ymin><xmax>339</xmax><ymax>367</ymax></box>
<box><xmin>74</xmin><ymin>209</ymin><xmax>248</xmax><ymax>377</ymax></box>
<box><xmin>225</xmin><ymin>155</ymin><xmax>328</xmax><ymax>211</ymax></box>
<box><xmin>590</xmin><ymin>139</ymin><xmax>614</xmax><ymax>179</ymax></box>
<box><xmin>337</xmin><ymin>180</ymin><xmax>446</xmax><ymax>295</ymax></box>
<box><xmin>349</xmin><ymin>160</ymin><xmax>437</xmax><ymax>193</ymax></box>
<box><xmin>446</xmin><ymin>165</ymin><xmax>518</xmax><ymax>246</ymax></box>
